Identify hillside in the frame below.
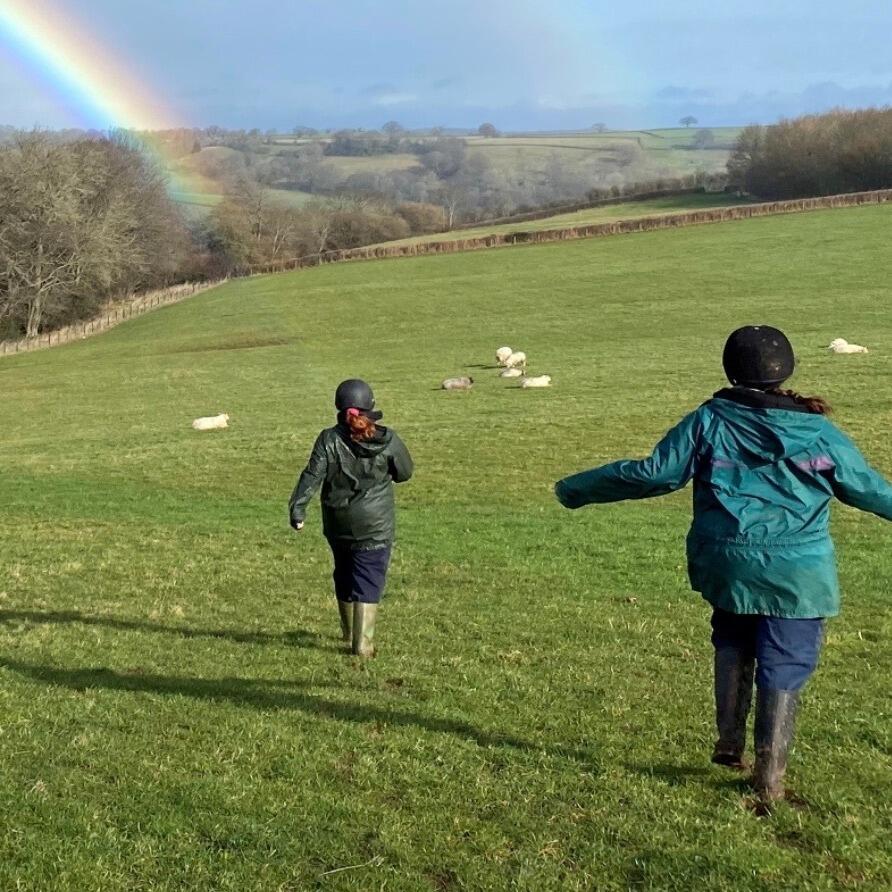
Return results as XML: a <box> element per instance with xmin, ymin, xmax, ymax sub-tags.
<box><xmin>2</xmin><ymin>204</ymin><xmax>890</xmax><ymax>890</ymax></box>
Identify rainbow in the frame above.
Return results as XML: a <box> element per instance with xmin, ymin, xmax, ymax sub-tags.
<box><xmin>0</xmin><ymin>0</ymin><xmax>179</xmax><ymax>131</ymax></box>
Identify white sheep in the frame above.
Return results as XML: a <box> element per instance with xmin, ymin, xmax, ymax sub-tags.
<box><xmin>496</xmin><ymin>346</ymin><xmax>513</xmax><ymax>366</ymax></box>
<box><xmin>828</xmin><ymin>338</ymin><xmax>869</xmax><ymax>354</ymax></box>
<box><xmin>192</xmin><ymin>413</ymin><xmax>230</xmax><ymax>431</ymax></box>
<box><xmin>500</xmin><ymin>368</ymin><xmax>523</xmax><ymax>378</ymax></box>
<box><xmin>504</xmin><ymin>351</ymin><xmax>527</xmax><ymax>370</ymax></box>
<box><xmin>520</xmin><ymin>375</ymin><xmax>552</xmax><ymax>388</ymax></box>
<box><xmin>441</xmin><ymin>376</ymin><xmax>474</xmax><ymax>390</ymax></box>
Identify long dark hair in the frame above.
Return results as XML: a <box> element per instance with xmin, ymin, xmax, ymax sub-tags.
<box><xmin>767</xmin><ymin>387</ymin><xmax>832</xmax><ymax>415</ymax></box>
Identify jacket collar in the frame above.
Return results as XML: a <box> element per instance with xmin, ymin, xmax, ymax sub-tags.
<box><xmin>712</xmin><ymin>386</ymin><xmax>812</xmax><ymax>413</ymax></box>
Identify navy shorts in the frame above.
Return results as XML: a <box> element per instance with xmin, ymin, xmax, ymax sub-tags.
<box><xmin>711</xmin><ymin>608</ymin><xmax>824</xmax><ymax>692</ymax></box>
<box><xmin>329</xmin><ymin>544</ymin><xmax>392</xmax><ymax>604</ymax></box>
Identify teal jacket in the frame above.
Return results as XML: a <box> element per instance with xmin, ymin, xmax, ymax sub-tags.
<box><xmin>555</xmin><ymin>389</ymin><xmax>892</xmax><ymax>618</ymax></box>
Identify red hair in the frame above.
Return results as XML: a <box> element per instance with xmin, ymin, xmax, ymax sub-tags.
<box><xmin>768</xmin><ymin>388</ymin><xmax>832</xmax><ymax>415</ymax></box>
<box><xmin>345</xmin><ymin>408</ymin><xmax>378</xmax><ymax>441</ymax></box>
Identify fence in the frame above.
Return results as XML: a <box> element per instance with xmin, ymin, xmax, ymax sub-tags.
<box><xmin>4</xmin><ymin>187</ymin><xmax>891</xmax><ymax>357</ymax></box>
<box><xmin>236</xmin><ymin>187</ymin><xmax>892</xmax><ymax>277</ymax></box>
<box><xmin>0</xmin><ymin>282</ymin><xmax>220</xmax><ymax>357</ymax></box>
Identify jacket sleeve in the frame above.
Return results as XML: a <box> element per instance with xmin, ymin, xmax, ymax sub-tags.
<box><xmin>555</xmin><ymin>409</ymin><xmax>703</xmax><ymax>509</ymax></box>
<box><xmin>388</xmin><ymin>432</ymin><xmax>414</xmax><ymax>483</ymax></box>
<box><xmin>825</xmin><ymin>426</ymin><xmax>892</xmax><ymax>521</ymax></box>
<box><xmin>288</xmin><ymin>433</ymin><xmax>329</xmax><ymax>526</ymax></box>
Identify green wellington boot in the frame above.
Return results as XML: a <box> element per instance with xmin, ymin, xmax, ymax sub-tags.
<box><xmin>752</xmin><ymin>688</ymin><xmax>800</xmax><ymax>802</ymax></box>
<box><xmin>711</xmin><ymin>648</ymin><xmax>755</xmax><ymax>768</ymax></box>
<box><xmin>337</xmin><ymin>600</ymin><xmax>352</xmax><ymax>642</ymax></box>
<box><xmin>352</xmin><ymin>602</ymin><xmax>378</xmax><ymax>657</ymax></box>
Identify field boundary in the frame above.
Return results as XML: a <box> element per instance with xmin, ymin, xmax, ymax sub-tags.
<box><xmin>5</xmin><ymin>188</ymin><xmax>891</xmax><ymax>357</ymax></box>
<box><xmin>239</xmin><ymin>187</ymin><xmax>892</xmax><ymax>275</ymax></box>
<box><xmin>0</xmin><ymin>282</ymin><xmax>222</xmax><ymax>357</ymax></box>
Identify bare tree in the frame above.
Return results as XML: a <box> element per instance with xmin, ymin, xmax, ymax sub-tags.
<box><xmin>680</xmin><ymin>115</ymin><xmax>698</xmax><ymax>128</ymax></box>
<box><xmin>478</xmin><ymin>122</ymin><xmax>499</xmax><ymax>138</ymax></box>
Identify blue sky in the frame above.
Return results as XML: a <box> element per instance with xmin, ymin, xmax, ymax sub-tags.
<box><xmin>2</xmin><ymin>0</ymin><xmax>891</xmax><ymax>130</ymax></box>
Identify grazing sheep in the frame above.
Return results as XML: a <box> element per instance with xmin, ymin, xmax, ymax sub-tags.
<box><xmin>504</xmin><ymin>351</ymin><xmax>527</xmax><ymax>370</ymax></box>
<box><xmin>441</xmin><ymin>376</ymin><xmax>474</xmax><ymax>390</ymax></box>
<box><xmin>500</xmin><ymin>368</ymin><xmax>523</xmax><ymax>378</ymax></box>
<box><xmin>828</xmin><ymin>338</ymin><xmax>869</xmax><ymax>354</ymax></box>
<box><xmin>192</xmin><ymin>413</ymin><xmax>230</xmax><ymax>431</ymax></box>
<box><xmin>520</xmin><ymin>375</ymin><xmax>552</xmax><ymax>388</ymax></box>
<box><xmin>496</xmin><ymin>346</ymin><xmax>513</xmax><ymax>366</ymax></box>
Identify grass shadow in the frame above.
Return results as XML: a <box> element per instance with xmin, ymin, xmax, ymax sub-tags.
<box><xmin>0</xmin><ymin>609</ymin><xmax>336</xmax><ymax>651</ymax></box>
<box><xmin>628</xmin><ymin>761</ymin><xmax>750</xmax><ymax>791</ymax></box>
<box><xmin>0</xmin><ymin>655</ymin><xmax>594</xmax><ymax>765</ymax></box>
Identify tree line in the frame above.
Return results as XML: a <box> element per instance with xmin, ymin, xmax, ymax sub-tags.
<box><xmin>728</xmin><ymin>107</ymin><xmax>892</xmax><ymax>199</ymax></box>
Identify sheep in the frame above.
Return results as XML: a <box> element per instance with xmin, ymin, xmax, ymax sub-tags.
<box><xmin>520</xmin><ymin>375</ymin><xmax>552</xmax><ymax>388</ymax></box>
<box><xmin>500</xmin><ymin>368</ymin><xmax>523</xmax><ymax>378</ymax></box>
<box><xmin>504</xmin><ymin>351</ymin><xmax>527</xmax><ymax>370</ymax></box>
<box><xmin>192</xmin><ymin>413</ymin><xmax>230</xmax><ymax>431</ymax></box>
<box><xmin>441</xmin><ymin>376</ymin><xmax>474</xmax><ymax>390</ymax></box>
<box><xmin>828</xmin><ymin>338</ymin><xmax>869</xmax><ymax>354</ymax></box>
<box><xmin>495</xmin><ymin>346</ymin><xmax>513</xmax><ymax>366</ymax></box>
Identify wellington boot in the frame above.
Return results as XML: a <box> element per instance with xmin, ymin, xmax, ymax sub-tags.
<box><xmin>711</xmin><ymin>647</ymin><xmax>755</xmax><ymax>769</ymax></box>
<box><xmin>752</xmin><ymin>688</ymin><xmax>800</xmax><ymax>803</ymax></box>
<box><xmin>337</xmin><ymin>600</ymin><xmax>352</xmax><ymax>642</ymax></box>
<box><xmin>352</xmin><ymin>602</ymin><xmax>378</xmax><ymax>658</ymax></box>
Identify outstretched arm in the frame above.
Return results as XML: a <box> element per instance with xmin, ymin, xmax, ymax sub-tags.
<box><xmin>288</xmin><ymin>434</ymin><xmax>329</xmax><ymax>528</ymax></box>
<box><xmin>825</xmin><ymin>428</ymin><xmax>892</xmax><ymax>521</ymax></box>
<box><xmin>555</xmin><ymin>409</ymin><xmax>703</xmax><ymax>509</ymax></box>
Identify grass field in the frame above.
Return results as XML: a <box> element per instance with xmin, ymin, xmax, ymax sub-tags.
<box><xmin>1</xmin><ymin>205</ymin><xmax>891</xmax><ymax>890</ymax></box>
<box><xmin>376</xmin><ymin>192</ymin><xmax>755</xmax><ymax>247</ymax></box>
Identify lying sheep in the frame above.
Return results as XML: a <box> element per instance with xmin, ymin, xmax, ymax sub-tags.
<box><xmin>441</xmin><ymin>376</ymin><xmax>474</xmax><ymax>390</ymax></box>
<box><xmin>828</xmin><ymin>338</ymin><xmax>869</xmax><ymax>354</ymax></box>
<box><xmin>504</xmin><ymin>351</ymin><xmax>527</xmax><ymax>370</ymax></box>
<box><xmin>192</xmin><ymin>413</ymin><xmax>230</xmax><ymax>431</ymax></box>
<box><xmin>500</xmin><ymin>368</ymin><xmax>523</xmax><ymax>378</ymax></box>
<box><xmin>520</xmin><ymin>375</ymin><xmax>552</xmax><ymax>388</ymax></box>
<box><xmin>496</xmin><ymin>346</ymin><xmax>513</xmax><ymax>366</ymax></box>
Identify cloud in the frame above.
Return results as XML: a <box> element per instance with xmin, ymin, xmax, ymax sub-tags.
<box><xmin>361</xmin><ymin>83</ymin><xmax>418</xmax><ymax>107</ymax></box>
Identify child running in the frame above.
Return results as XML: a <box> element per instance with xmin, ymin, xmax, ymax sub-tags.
<box><xmin>289</xmin><ymin>379</ymin><xmax>413</xmax><ymax>657</ymax></box>
<box><xmin>555</xmin><ymin>326</ymin><xmax>892</xmax><ymax>802</ymax></box>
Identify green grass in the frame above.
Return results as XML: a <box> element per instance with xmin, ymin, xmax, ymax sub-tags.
<box><xmin>1</xmin><ymin>205</ymin><xmax>891</xmax><ymax>890</ymax></box>
<box><xmin>377</xmin><ymin>192</ymin><xmax>755</xmax><ymax>247</ymax></box>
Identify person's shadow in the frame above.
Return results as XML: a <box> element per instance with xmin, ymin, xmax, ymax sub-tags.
<box><xmin>0</xmin><ymin>610</ymin><xmax>594</xmax><ymax>765</ymax></box>
<box><xmin>0</xmin><ymin>608</ymin><xmax>331</xmax><ymax>650</ymax></box>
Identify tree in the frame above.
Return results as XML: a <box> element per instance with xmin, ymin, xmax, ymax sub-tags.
<box><xmin>381</xmin><ymin>121</ymin><xmax>404</xmax><ymax>136</ymax></box>
<box><xmin>592</xmin><ymin>123</ymin><xmax>607</xmax><ymax>133</ymax></box>
<box><xmin>680</xmin><ymin>115</ymin><xmax>698</xmax><ymax>128</ymax></box>
<box><xmin>478</xmin><ymin>122</ymin><xmax>499</xmax><ymax>138</ymax></box>
<box><xmin>693</xmin><ymin>128</ymin><xmax>715</xmax><ymax>149</ymax></box>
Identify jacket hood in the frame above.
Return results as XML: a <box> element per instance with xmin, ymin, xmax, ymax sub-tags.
<box><xmin>707</xmin><ymin>393</ymin><xmax>827</xmax><ymax>464</ymax></box>
<box><xmin>336</xmin><ymin>423</ymin><xmax>393</xmax><ymax>457</ymax></box>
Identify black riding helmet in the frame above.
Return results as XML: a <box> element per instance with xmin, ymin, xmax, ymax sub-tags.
<box><xmin>723</xmin><ymin>326</ymin><xmax>795</xmax><ymax>389</ymax></box>
<box><xmin>335</xmin><ymin>379</ymin><xmax>383</xmax><ymax>420</ymax></box>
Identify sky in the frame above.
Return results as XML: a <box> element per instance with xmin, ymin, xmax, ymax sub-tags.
<box><xmin>1</xmin><ymin>0</ymin><xmax>891</xmax><ymax>131</ymax></box>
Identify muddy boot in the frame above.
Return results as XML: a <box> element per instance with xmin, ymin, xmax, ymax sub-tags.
<box><xmin>752</xmin><ymin>688</ymin><xmax>799</xmax><ymax>802</ymax></box>
<box><xmin>711</xmin><ymin>647</ymin><xmax>755</xmax><ymax>768</ymax></box>
<box><xmin>352</xmin><ymin>602</ymin><xmax>378</xmax><ymax>657</ymax></box>
<box><xmin>337</xmin><ymin>600</ymin><xmax>352</xmax><ymax>642</ymax></box>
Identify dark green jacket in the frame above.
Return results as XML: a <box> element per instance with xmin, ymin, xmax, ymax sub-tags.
<box><xmin>555</xmin><ymin>390</ymin><xmax>892</xmax><ymax>618</ymax></box>
<box><xmin>289</xmin><ymin>425</ymin><xmax>413</xmax><ymax>549</ymax></box>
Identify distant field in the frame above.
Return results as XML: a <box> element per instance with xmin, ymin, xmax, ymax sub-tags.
<box><xmin>2</xmin><ymin>204</ymin><xmax>890</xmax><ymax>890</ymax></box>
<box><xmin>376</xmin><ymin>192</ymin><xmax>755</xmax><ymax>247</ymax></box>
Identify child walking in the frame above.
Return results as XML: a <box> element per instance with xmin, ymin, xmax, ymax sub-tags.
<box><xmin>555</xmin><ymin>326</ymin><xmax>892</xmax><ymax>802</ymax></box>
<box><xmin>289</xmin><ymin>379</ymin><xmax>413</xmax><ymax>657</ymax></box>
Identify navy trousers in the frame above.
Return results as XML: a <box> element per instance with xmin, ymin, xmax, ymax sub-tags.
<box><xmin>329</xmin><ymin>544</ymin><xmax>392</xmax><ymax>604</ymax></box>
<box><xmin>711</xmin><ymin>608</ymin><xmax>824</xmax><ymax>692</ymax></box>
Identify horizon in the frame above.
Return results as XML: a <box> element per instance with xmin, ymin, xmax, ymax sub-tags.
<box><xmin>1</xmin><ymin>1</ymin><xmax>891</xmax><ymax>133</ymax></box>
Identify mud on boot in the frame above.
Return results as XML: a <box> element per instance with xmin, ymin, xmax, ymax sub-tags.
<box><xmin>752</xmin><ymin>688</ymin><xmax>799</xmax><ymax>802</ymax></box>
<box><xmin>711</xmin><ymin>647</ymin><xmax>755</xmax><ymax>769</ymax></box>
